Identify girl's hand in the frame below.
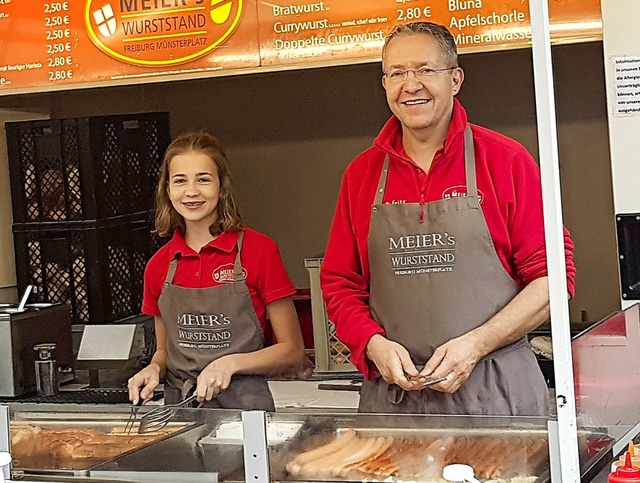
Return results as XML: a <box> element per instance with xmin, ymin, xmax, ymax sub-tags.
<box><xmin>197</xmin><ymin>356</ymin><xmax>236</xmax><ymax>401</ymax></box>
<box><xmin>128</xmin><ymin>363</ymin><xmax>161</xmax><ymax>405</ymax></box>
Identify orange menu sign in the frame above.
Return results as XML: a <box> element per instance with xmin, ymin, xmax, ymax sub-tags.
<box><xmin>258</xmin><ymin>0</ymin><xmax>602</xmax><ymax>64</ymax></box>
<box><xmin>0</xmin><ymin>0</ymin><xmax>601</xmax><ymax>95</ymax></box>
<box><xmin>0</xmin><ymin>0</ymin><xmax>261</xmax><ymax>92</ymax></box>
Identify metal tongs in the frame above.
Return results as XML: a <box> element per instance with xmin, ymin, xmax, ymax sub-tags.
<box><xmin>414</xmin><ymin>375</ymin><xmax>447</xmax><ymax>388</ymax></box>
<box><xmin>137</xmin><ymin>393</ymin><xmax>198</xmax><ymax>434</ymax></box>
<box><xmin>124</xmin><ymin>399</ymin><xmax>143</xmax><ymax>435</ymax></box>
<box><xmin>406</xmin><ymin>364</ymin><xmax>447</xmax><ymax>388</ymax></box>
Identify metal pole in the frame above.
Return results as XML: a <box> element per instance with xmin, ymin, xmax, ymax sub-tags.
<box><xmin>0</xmin><ymin>406</ymin><xmax>10</xmax><ymax>481</ymax></box>
<box><xmin>528</xmin><ymin>1</ymin><xmax>581</xmax><ymax>481</ymax></box>
<box><xmin>242</xmin><ymin>411</ymin><xmax>270</xmax><ymax>482</ymax></box>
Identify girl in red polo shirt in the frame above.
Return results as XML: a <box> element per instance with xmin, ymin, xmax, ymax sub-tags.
<box><xmin>127</xmin><ymin>131</ymin><xmax>304</xmax><ymax>410</ymax></box>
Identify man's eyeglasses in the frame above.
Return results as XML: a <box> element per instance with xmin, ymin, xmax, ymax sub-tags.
<box><xmin>383</xmin><ymin>66</ymin><xmax>457</xmax><ymax>84</ymax></box>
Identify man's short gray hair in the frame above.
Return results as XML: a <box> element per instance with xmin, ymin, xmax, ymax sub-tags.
<box><xmin>382</xmin><ymin>22</ymin><xmax>458</xmax><ymax>67</ymax></box>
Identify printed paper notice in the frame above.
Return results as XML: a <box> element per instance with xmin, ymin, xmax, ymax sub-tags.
<box><xmin>613</xmin><ymin>56</ymin><xmax>640</xmax><ymax>116</ymax></box>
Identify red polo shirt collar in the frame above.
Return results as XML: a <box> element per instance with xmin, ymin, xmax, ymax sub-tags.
<box><xmin>375</xmin><ymin>97</ymin><xmax>469</xmax><ymax>161</ymax></box>
<box><xmin>167</xmin><ymin>229</ymin><xmax>240</xmax><ymax>258</ymax></box>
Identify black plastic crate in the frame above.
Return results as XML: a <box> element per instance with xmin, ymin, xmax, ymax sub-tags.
<box><xmin>6</xmin><ymin>112</ymin><xmax>170</xmax><ymax>223</ymax></box>
<box><xmin>13</xmin><ymin>214</ymin><xmax>152</xmax><ymax>325</ymax></box>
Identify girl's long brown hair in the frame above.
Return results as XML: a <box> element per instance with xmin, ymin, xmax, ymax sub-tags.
<box><xmin>154</xmin><ymin>131</ymin><xmax>243</xmax><ymax>237</ymax></box>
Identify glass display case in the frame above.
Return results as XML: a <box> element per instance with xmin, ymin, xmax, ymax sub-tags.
<box><xmin>1</xmin><ymin>305</ymin><xmax>640</xmax><ymax>482</ymax></box>
<box><xmin>0</xmin><ymin>405</ymin><xmax>620</xmax><ymax>482</ymax></box>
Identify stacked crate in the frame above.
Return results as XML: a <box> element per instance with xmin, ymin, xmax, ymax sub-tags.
<box><xmin>6</xmin><ymin>113</ymin><xmax>171</xmax><ymax>325</ymax></box>
<box><xmin>304</xmin><ymin>257</ymin><xmax>356</xmax><ymax>373</ymax></box>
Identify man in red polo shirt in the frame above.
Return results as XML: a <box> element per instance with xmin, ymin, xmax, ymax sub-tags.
<box><xmin>320</xmin><ymin>22</ymin><xmax>575</xmax><ymax>415</ymax></box>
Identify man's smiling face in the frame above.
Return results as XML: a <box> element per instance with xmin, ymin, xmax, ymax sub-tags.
<box><xmin>382</xmin><ymin>32</ymin><xmax>464</xmax><ymax>138</ymax></box>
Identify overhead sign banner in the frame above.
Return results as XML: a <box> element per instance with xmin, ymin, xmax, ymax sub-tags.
<box><xmin>258</xmin><ymin>0</ymin><xmax>602</xmax><ymax>64</ymax></box>
<box><xmin>0</xmin><ymin>0</ymin><xmax>261</xmax><ymax>91</ymax></box>
<box><xmin>0</xmin><ymin>0</ymin><xmax>601</xmax><ymax>95</ymax></box>
<box><xmin>85</xmin><ymin>0</ymin><xmax>245</xmax><ymax>66</ymax></box>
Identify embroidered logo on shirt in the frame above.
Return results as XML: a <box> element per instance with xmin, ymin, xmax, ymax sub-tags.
<box><xmin>442</xmin><ymin>185</ymin><xmax>484</xmax><ymax>204</ymax></box>
<box><xmin>212</xmin><ymin>263</ymin><xmax>247</xmax><ymax>284</ymax></box>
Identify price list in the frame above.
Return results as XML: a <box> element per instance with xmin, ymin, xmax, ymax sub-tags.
<box><xmin>256</xmin><ymin>0</ymin><xmax>601</xmax><ymax>66</ymax></box>
<box><xmin>0</xmin><ymin>0</ymin><xmax>14</xmax><ymax>87</ymax></box>
<box><xmin>257</xmin><ymin>0</ymin><xmax>398</xmax><ymax>66</ymax></box>
<box><xmin>0</xmin><ymin>0</ymin><xmax>83</xmax><ymax>90</ymax></box>
<box><xmin>44</xmin><ymin>2</ymin><xmax>74</xmax><ymax>83</ymax></box>
<box><xmin>395</xmin><ymin>0</ymin><xmax>434</xmax><ymax>23</ymax></box>
<box><xmin>0</xmin><ymin>0</ymin><xmax>600</xmax><ymax>95</ymax></box>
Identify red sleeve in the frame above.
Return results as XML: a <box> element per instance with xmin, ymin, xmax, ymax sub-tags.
<box><xmin>505</xmin><ymin>148</ymin><xmax>576</xmax><ymax>297</ymax></box>
<box><xmin>250</xmin><ymin>231</ymin><xmax>296</xmax><ymax>306</ymax></box>
<box><xmin>320</xmin><ymin>163</ymin><xmax>385</xmax><ymax>380</ymax></box>
<box><xmin>141</xmin><ymin>248</ymin><xmax>168</xmax><ymax>317</ymax></box>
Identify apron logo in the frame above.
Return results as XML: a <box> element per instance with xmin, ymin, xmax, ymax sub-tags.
<box><xmin>388</xmin><ymin>233</ymin><xmax>456</xmax><ymax>276</ymax></box>
<box><xmin>176</xmin><ymin>313</ymin><xmax>232</xmax><ymax>348</ymax></box>
<box><xmin>212</xmin><ymin>263</ymin><xmax>247</xmax><ymax>283</ymax></box>
<box><xmin>442</xmin><ymin>185</ymin><xmax>484</xmax><ymax>204</ymax></box>
<box><xmin>177</xmin><ymin>313</ymin><xmax>231</xmax><ymax>326</ymax></box>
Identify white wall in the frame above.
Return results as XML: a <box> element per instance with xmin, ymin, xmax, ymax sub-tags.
<box><xmin>601</xmin><ymin>0</ymin><xmax>640</xmax><ymax>309</ymax></box>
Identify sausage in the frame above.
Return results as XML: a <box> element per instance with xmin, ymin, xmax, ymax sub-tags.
<box><xmin>479</xmin><ymin>438</ymin><xmax>512</xmax><ymax>479</ymax></box>
<box><xmin>285</xmin><ymin>428</ymin><xmax>356</xmax><ymax>476</ymax></box>
<box><xmin>337</xmin><ymin>436</ymin><xmax>393</xmax><ymax>478</ymax></box>
<box><xmin>330</xmin><ymin>437</ymin><xmax>379</xmax><ymax>477</ymax></box>
<box><xmin>298</xmin><ymin>434</ymin><xmax>366</xmax><ymax>479</ymax></box>
<box><xmin>524</xmin><ymin>437</ymin><xmax>549</xmax><ymax>474</ymax></box>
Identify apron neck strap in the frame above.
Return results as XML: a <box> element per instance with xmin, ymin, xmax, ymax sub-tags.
<box><xmin>165</xmin><ymin>256</ymin><xmax>179</xmax><ymax>286</ymax></box>
<box><xmin>464</xmin><ymin>124</ymin><xmax>478</xmax><ymax>199</ymax></box>
<box><xmin>374</xmin><ymin>125</ymin><xmax>476</xmax><ymax>205</ymax></box>
<box><xmin>374</xmin><ymin>156</ymin><xmax>390</xmax><ymax>205</ymax></box>
<box><xmin>233</xmin><ymin>230</ymin><xmax>245</xmax><ymax>282</ymax></box>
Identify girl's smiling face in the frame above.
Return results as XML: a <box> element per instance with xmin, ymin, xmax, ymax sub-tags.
<box><xmin>167</xmin><ymin>151</ymin><xmax>221</xmax><ymax>230</ymax></box>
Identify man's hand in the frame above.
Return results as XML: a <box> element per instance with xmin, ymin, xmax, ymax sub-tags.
<box><xmin>418</xmin><ymin>333</ymin><xmax>485</xmax><ymax>393</ymax></box>
<box><xmin>366</xmin><ymin>334</ymin><xmax>422</xmax><ymax>391</ymax></box>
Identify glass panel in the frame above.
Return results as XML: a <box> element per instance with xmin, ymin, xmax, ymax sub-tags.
<box><xmin>573</xmin><ymin>304</ymin><xmax>640</xmax><ymax>428</ymax></box>
<box><xmin>7</xmin><ymin>405</ymin><xmax>246</xmax><ymax>482</ymax></box>
<box><xmin>266</xmin><ymin>411</ymin><xmax>553</xmax><ymax>482</ymax></box>
<box><xmin>572</xmin><ymin>303</ymin><xmax>640</xmax><ymax>471</ymax></box>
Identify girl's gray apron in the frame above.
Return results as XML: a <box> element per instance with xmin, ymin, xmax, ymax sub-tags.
<box><xmin>158</xmin><ymin>230</ymin><xmax>275</xmax><ymax>410</ymax></box>
<box><xmin>359</xmin><ymin>125</ymin><xmax>549</xmax><ymax>415</ymax></box>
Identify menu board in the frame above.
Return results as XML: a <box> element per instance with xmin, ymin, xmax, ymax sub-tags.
<box><xmin>0</xmin><ymin>0</ymin><xmax>601</xmax><ymax>95</ymax></box>
<box><xmin>0</xmin><ymin>0</ymin><xmax>261</xmax><ymax>92</ymax></box>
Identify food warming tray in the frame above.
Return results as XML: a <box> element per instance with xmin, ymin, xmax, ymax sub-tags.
<box><xmin>263</xmin><ymin>413</ymin><xmax>614</xmax><ymax>483</ymax></box>
<box><xmin>93</xmin><ymin>411</ymin><xmax>248</xmax><ymax>482</ymax></box>
<box><xmin>10</xmin><ymin>412</ymin><xmax>194</xmax><ymax>477</ymax></box>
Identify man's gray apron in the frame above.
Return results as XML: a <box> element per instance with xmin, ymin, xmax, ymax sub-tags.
<box><xmin>359</xmin><ymin>126</ymin><xmax>549</xmax><ymax>415</ymax></box>
<box><xmin>158</xmin><ymin>230</ymin><xmax>275</xmax><ymax>410</ymax></box>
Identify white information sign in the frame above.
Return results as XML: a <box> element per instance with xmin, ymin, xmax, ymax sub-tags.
<box><xmin>613</xmin><ymin>56</ymin><xmax>640</xmax><ymax>116</ymax></box>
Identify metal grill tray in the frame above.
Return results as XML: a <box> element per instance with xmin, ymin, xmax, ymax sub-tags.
<box><xmin>0</xmin><ymin>388</ymin><xmax>162</xmax><ymax>404</ymax></box>
<box><xmin>268</xmin><ymin>423</ymin><xmax>613</xmax><ymax>483</ymax></box>
<box><xmin>10</xmin><ymin>416</ymin><xmax>192</xmax><ymax>476</ymax></box>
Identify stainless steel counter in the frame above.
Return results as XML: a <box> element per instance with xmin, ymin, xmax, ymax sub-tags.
<box><xmin>1</xmin><ymin>404</ymin><xmax>625</xmax><ymax>483</ymax></box>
